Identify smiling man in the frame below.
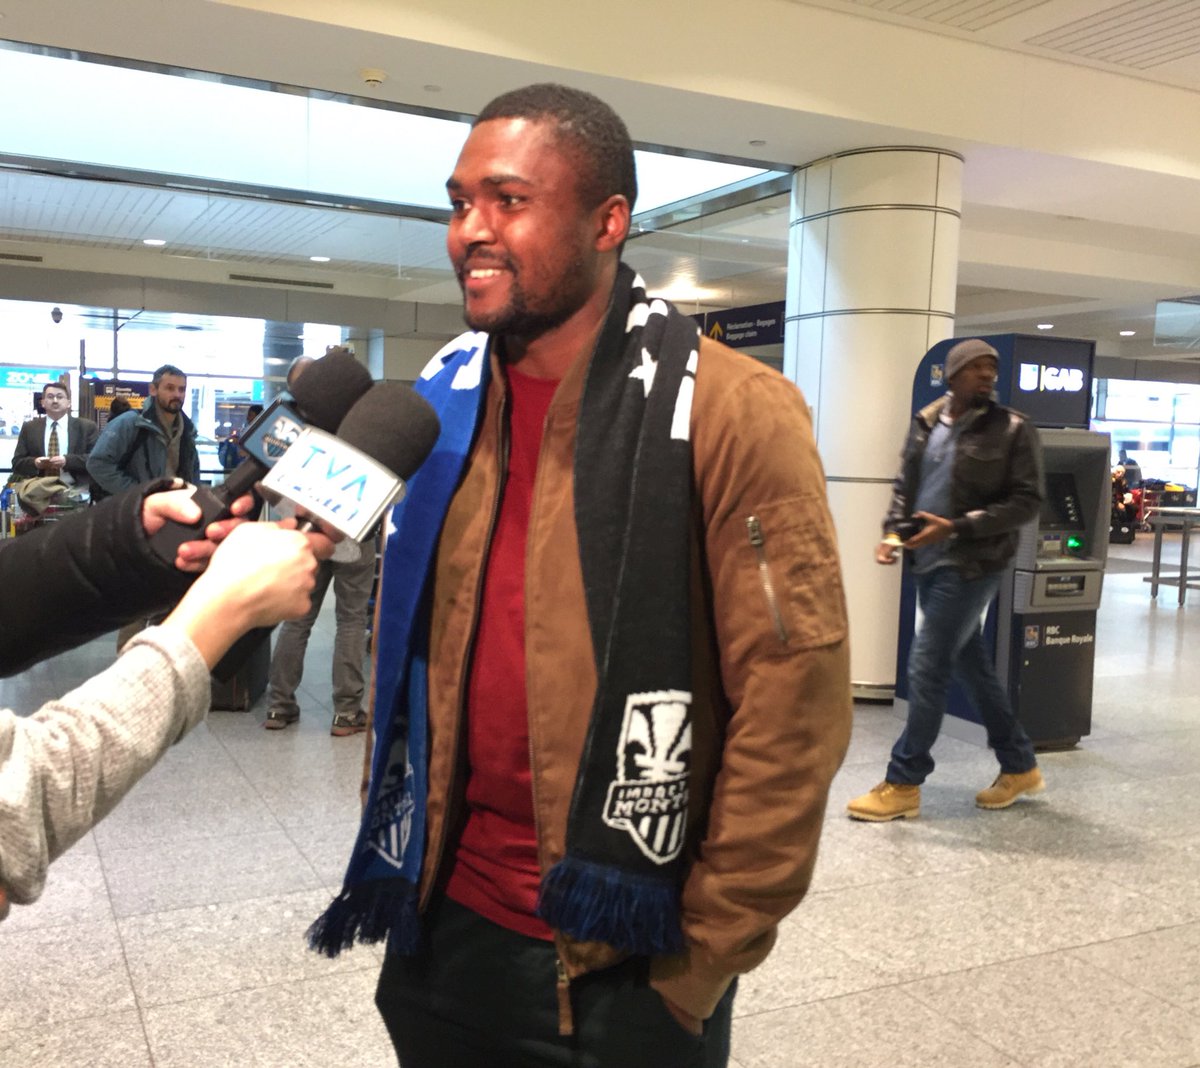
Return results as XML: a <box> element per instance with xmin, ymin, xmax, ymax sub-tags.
<box><xmin>312</xmin><ymin>84</ymin><xmax>852</xmax><ymax>1068</ymax></box>
<box><xmin>10</xmin><ymin>380</ymin><xmax>99</xmax><ymax>489</ymax></box>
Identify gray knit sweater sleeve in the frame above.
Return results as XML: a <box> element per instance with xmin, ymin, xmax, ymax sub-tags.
<box><xmin>0</xmin><ymin>626</ymin><xmax>210</xmax><ymax>907</ymax></box>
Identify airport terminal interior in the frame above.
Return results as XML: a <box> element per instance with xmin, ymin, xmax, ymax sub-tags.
<box><xmin>3</xmin><ymin>1</ymin><xmax>1200</xmax><ymax>1065</ymax></box>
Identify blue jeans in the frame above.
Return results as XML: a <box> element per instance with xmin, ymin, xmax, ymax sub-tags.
<box><xmin>887</xmin><ymin>567</ymin><xmax>1037</xmax><ymax>786</ymax></box>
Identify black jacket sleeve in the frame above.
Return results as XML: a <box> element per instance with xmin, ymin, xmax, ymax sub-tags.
<box><xmin>63</xmin><ymin>418</ymin><xmax>100</xmax><ymax>478</ymax></box>
<box><xmin>881</xmin><ymin>417</ymin><xmax>922</xmax><ymax>538</ymax></box>
<box><xmin>10</xmin><ymin>422</ymin><xmax>41</xmax><ymax>480</ymax></box>
<box><xmin>0</xmin><ymin>482</ymin><xmax>197</xmax><ymax>676</ymax></box>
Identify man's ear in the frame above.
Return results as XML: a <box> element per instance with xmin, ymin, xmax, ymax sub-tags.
<box><xmin>594</xmin><ymin>195</ymin><xmax>631</xmax><ymax>253</ymax></box>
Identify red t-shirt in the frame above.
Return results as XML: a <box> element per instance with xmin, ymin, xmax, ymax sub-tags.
<box><xmin>445</xmin><ymin>366</ymin><xmax>559</xmax><ymax>940</ymax></box>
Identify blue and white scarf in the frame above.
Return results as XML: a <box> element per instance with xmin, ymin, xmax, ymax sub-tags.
<box><xmin>309</xmin><ymin>265</ymin><xmax>698</xmax><ymax>958</ymax></box>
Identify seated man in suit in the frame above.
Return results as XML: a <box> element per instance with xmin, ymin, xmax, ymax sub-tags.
<box><xmin>10</xmin><ymin>381</ymin><xmax>100</xmax><ymax>491</ymax></box>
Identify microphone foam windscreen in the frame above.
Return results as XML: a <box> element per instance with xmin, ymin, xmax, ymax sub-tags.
<box><xmin>289</xmin><ymin>349</ymin><xmax>373</xmax><ymax>432</ymax></box>
<box><xmin>337</xmin><ymin>382</ymin><xmax>441</xmax><ymax>480</ymax></box>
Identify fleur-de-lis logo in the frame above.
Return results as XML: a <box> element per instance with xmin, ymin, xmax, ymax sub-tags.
<box><xmin>603</xmin><ymin>690</ymin><xmax>692</xmax><ymax>865</ymax></box>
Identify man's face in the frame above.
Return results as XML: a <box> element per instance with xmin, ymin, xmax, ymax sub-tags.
<box><xmin>41</xmin><ymin>387</ymin><xmax>70</xmax><ymax>420</ymax></box>
<box><xmin>949</xmin><ymin>356</ymin><xmax>998</xmax><ymax>407</ymax></box>
<box><xmin>446</xmin><ymin>118</ymin><xmax>607</xmax><ymax>340</ymax></box>
<box><xmin>151</xmin><ymin>374</ymin><xmax>187</xmax><ymax>414</ymax></box>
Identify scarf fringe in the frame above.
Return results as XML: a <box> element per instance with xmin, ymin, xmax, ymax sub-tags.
<box><xmin>306</xmin><ymin>881</ymin><xmax>421</xmax><ymax>958</ymax></box>
<box><xmin>538</xmin><ymin>856</ymin><xmax>684</xmax><ymax>955</ymax></box>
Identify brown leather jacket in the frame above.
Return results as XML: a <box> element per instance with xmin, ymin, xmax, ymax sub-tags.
<box><xmin>369</xmin><ymin>334</ymin><xmax>852</xmax><ymax>1023</ymax></box>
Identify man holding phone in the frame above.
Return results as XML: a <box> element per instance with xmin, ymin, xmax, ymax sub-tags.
<box><xmin>848</xmin><ymin>338</ymin><xmax>1046</xmax><ymax>822</ymax></box>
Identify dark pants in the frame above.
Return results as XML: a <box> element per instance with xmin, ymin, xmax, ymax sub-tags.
<box><xmin>375</xmin><ymin>897</ymin><xmax>735</xmax><ymax>1068</ymax></box>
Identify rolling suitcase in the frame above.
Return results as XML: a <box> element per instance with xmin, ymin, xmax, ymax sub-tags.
<box><xmin>210</xmin><ymin>629</ymin><xmax>272</xmax><ymax>711</ymax></box>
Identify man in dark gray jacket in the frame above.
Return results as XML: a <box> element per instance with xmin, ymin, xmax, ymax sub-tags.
<box><xmin>848</xmin><ymin>338</ymin><xmax>1046</xmax><ymax>821</ymax></box>
<box><xmin>86</xmin><ymin>364</ymin><xmax>200</xmax><ymax>494</ymax></box>
<box><xmin>10</xmin><ymin>380</ymin><xmax>99</xmax><ymax>490</ymax></box>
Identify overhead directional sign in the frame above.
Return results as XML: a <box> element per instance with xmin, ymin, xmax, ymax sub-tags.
<box><xmin>693</xmin><ymin>301</ymin><xmax>785</xmax><ymax>349</ymax></box>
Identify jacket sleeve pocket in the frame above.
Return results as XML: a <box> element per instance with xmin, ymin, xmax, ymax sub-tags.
<box><xmin>720</xmin><ymin>493</ymin><xmax>847</xmax><ymax>661</ymax></box>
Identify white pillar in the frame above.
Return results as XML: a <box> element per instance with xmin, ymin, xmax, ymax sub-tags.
<box><xmin>783</xmin><ymin>147</ymin><xmax>962</xmax><ymax>698</ymax></box>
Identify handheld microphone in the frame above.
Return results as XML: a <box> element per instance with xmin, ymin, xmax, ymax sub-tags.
<box><xmin>149</xmin><ymin>349</ymin><xmax>373</xmax><ymax>565</ymax></box>
<box><xmin>211</xmin><ymin>383</ymin><xmax>440</xmax><ymax>682</ymax></box>
<box><xmin>261</xmin><ymin>381</ymin><xmax>442</xmax><ymax>543</ymax></box>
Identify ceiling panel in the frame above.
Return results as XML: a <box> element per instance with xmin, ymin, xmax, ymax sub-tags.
<box><xmin>0</xmin><ymin>169</ymin><xmax>452</xmax><ymax>275</ymax></box>
<box><xmin>796</xmin><ymin>0</ymin><xmax>1200</xmax><ymax>88</ymax></box>
<box><xmin>1025</xmin><ymin>1</ymin><xmax>1200</xmax><ymax>70</ymax></box>
<box><xmin>833</xmin><ymin>0</ymin><xmax>1053</xmax><ymax>33</ymax></box>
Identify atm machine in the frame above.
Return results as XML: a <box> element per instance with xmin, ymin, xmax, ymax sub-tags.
<box><xmin>996</xmin><ymin>430</ymin><xmax>1110</xmax><ymax>748</ymax></box>
<box><xmin>895</xmin><ymin>334</ymin><xmax>1109</xmax><ymax>748</ymax></box>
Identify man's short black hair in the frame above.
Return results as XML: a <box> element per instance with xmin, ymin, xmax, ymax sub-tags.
<box><xmin>475</xmin><ymin>83</ymin><xmax>637</xmax><ymax>212</ymax></box>
<box><xmin>152</xmin><ymin>364</ymin><xmax>186</xmax><ymax>385</ymax></box>
<box><xmin>42</xmin><ymin>381</ymin><xmax>69</xmax><ymax>397</ymax></box>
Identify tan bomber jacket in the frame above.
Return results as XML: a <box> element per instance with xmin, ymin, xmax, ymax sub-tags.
<box><xmin>376</xmin><ymin>332</ymin><xmax>852</xmax><ymax>1024</ymax></box>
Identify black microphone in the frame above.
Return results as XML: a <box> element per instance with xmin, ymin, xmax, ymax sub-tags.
<box><xmin>150</xmin><ymin>349</ymin><xmax>373</xmax><ymax>565</ymax></box>
<box><xmin>212</xmin><ymin>383</ymin><xmax>440</xmax><ymax>682</ymax></box>
<box><xmin>261</xmin><ymin>381</ymin><xmax>442</xmax><ymax>544</ymax></box>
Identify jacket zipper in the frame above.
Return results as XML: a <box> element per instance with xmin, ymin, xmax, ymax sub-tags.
<box><xmin>746</xmin><ymin>515</ymin><xmax>789</xmax><ymax>644</ymax></box>
<box><xmin>419</xmin><ymin>390</ymin><xmax>511</xmax><ymax>910</ymax></box>
<box><xmin>555</xmin><ymin>956</ymin><xmax>574</xmax><ymax>1036</ymax></box>
<box><xmin>523</xmin><ymin>399</ymin><xmax>577</xmax><ymax>1037</ymax></box>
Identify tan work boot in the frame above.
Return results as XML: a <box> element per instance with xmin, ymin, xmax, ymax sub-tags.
<box><xmin>975</xmin><ymin>767</ymin><xmax>1045</xmax><ymax>809</ymax></box>
<box><xmin>847</xmin><ymin>781</ymin><xmax>920</xmax><ymax>822</ymax></box>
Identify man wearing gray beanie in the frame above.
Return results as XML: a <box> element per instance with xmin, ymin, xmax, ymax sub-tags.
<box><xmin>848</xmin><ymin>338</ymin><xmax>1045</xmax><ymax>821</ymax></box>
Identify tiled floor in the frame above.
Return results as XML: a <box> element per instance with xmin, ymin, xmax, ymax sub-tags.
<box><xmin>3</xmin><ymin>535</ymin><xmax>1199</xmax><ymax>1067</ymax></box>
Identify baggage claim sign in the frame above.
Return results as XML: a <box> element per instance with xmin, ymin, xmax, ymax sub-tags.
<box><xmin>692</xmin><ymin>302</ymin><xmax>784</xmax><ymax>350</ymax></box>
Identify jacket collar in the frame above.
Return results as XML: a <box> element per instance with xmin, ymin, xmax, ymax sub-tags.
<box><xmin>137</xmin><ymin>400</ymin><xmax>195</xmax><ymax>437</ymax></box>
<box><xmin>917</xmin><ymin>392</ymin><xmax>998</xmax><ymax>430</ymax></box>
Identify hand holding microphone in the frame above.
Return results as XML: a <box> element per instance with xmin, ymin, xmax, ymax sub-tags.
<box><xmin>141</xmin><ymin>482</ymin><xmax>262</xmax><ymax>572</ymax></box>
<box><xmin>162</xmin><ymin>521</ymin><xmax>336</xmax><ymax>670</ymax></box>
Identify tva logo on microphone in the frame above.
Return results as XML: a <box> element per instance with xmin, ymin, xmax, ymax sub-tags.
<box><xmin>262</xmin><ymin>427</ymin><xmax>405</xmax><ymax>541</ymax></box>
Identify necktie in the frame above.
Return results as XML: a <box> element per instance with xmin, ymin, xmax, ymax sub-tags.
<box><xmin>48</xmin><ymin>421</ymin><xmax>60</xmax><ymax>459</ymax></box>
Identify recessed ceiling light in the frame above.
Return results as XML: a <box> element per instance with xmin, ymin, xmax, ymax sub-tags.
<box><xmin>1036</xmin><ymin>323</ymin><xmax>1054</xmax><ymax>330</ymax></box>
<box><xmin>423</xmin><ymin>84</ymin><xmax>442</xmax><ymax>93</ymax></box>
<box><xmin>749</xmin><ymin>139</ymin><xmax>766</xmax><ymax>147</ymax></box>
<box><xmin>309</xmin><ymin>255</ymin><xmax>331</xmax><ymax>263</ymax></box>
<box><xmin>1120</xmin><ymin>330</ymin><xmax>1136</xmax><ymax>336</ymax></box>
<box><xmin>143</xmin><ymin>238</ymin><xmax>166</xmax><ymax>247</ymax></box>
